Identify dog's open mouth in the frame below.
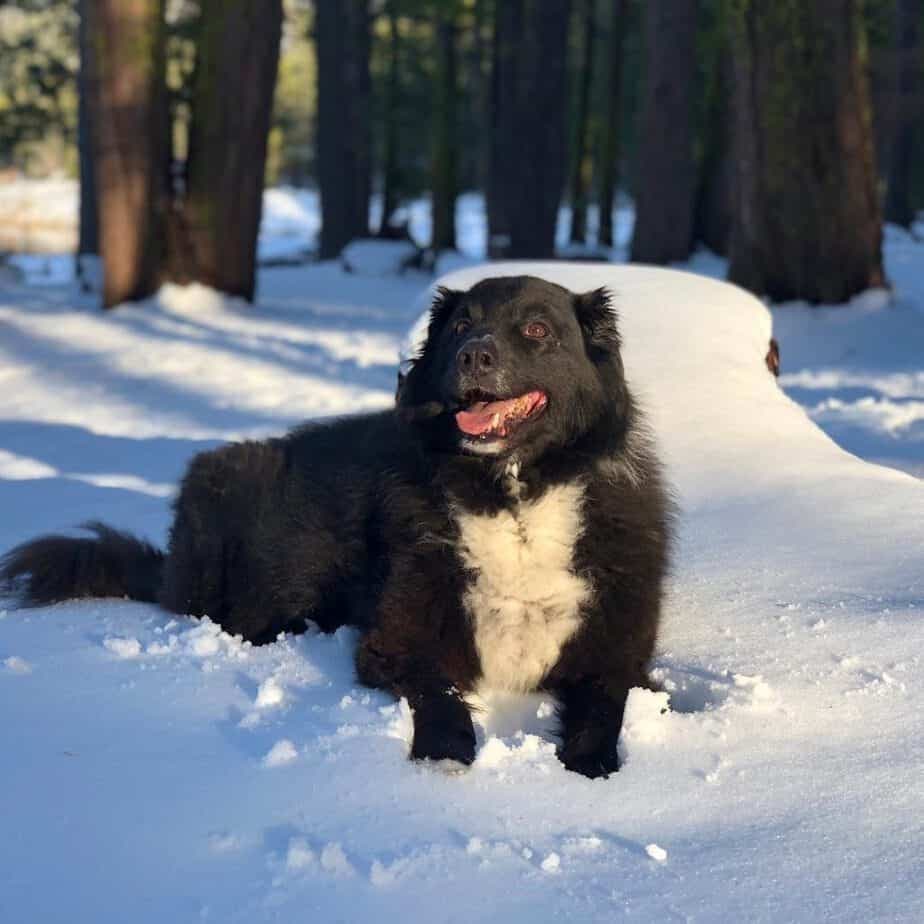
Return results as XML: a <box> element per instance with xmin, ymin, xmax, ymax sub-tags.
<box><xmin>455</xmin><ymin>389</ymin><xmax>548</xmax><ymax>441</ymax></box>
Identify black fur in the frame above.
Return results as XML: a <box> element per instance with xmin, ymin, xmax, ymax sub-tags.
<box><xmin>1</xmin><ymin>276</ymin><xmax>672</xmax><ymax>778</ymax></box>
<box><xmin>1</xmin><ymin>522</ymin><xmax>163</xmax><ymax>605</ymax></box>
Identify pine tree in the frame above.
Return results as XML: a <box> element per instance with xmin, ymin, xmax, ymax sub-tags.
<box><xmin>172</xmin><ymin>0</ymin><xmax>283</xmax><ymax>300</ymax></box>
<box><xmin>728</xmin><ymin>0</ymin><xmax>885</xmax><ymax>302</ymax></box>
<box><xmin>597</xmin><ymin>0</ymin><xmax>627</xmax><ymax>250</ymax></box>
<box><xmin>568</xmin><ymin>0</ymin><xmax>596</xmax><ymax>245</ymax></box>
<box><xmin>316</xmin><ymin>0</ymin><xmax>372</xmax><ymax>258</ymax></box>
<box><xmin>488</xmin><ymin>0</ymin><xmax>572</xmax><ymax>259</ymax></box>
<box><xmin>85</xmin><ymin>0</ymin><xmax>167</xmax><ymax>308</ymax></box>
<box><xmin>884</xmin><ymin>0</ymin><xmax>924</xmax><ymax>227</ymax></box>
<box><xmin>629</xmin><ymin>0</ymin><xmax>699</xmax><ymax>264</ymax></box>
<box><xmin>431</xmin><ymin>7</ymin><xmax>459</xmax><ymax>252</ymax></box>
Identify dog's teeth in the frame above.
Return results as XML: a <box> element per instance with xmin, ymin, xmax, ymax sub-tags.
<box><xmin>491</xmin><ymin>412</ymin><xmax>501</xmax><ymax>429</ymax></box>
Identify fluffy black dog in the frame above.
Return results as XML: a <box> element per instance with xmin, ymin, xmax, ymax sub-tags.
<box><xmin>2</xmin><ymin>276</ymin><xmax>671</xmax><ymax>778</ymax></box>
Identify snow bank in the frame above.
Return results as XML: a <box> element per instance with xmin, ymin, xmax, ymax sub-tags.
<box><xmin>1</xmin><ymin>264</ymin><xmax>923</xmax><ymax>922</ymax></box>
<box><xmin>340</xmin><ymin>238</ymin><xmax>422</xmax><ymax>276</ymax></box>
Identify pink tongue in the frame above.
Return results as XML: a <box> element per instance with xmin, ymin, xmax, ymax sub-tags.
<box><xmin>455</xmin><ymin>398</ymin><xmax>519</xmax><ymax>436</ymax></box>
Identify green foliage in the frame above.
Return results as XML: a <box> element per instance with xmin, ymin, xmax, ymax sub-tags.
<box><xmin>266</xmin><ymin>0</ymin><xmax>316</xmax><ymax>185</ymax></box>
<box><xmin>0</xmin><ymin>0</ymin><xmax>78</xmax><ymax>174</ymax></box>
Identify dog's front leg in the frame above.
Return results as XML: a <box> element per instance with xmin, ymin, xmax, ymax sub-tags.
<box><xmin>408</xmin><ymin>688</ymin><xmax>476</xmax><ymax>765</ymax></box>
<box><xmin>555</xmin><ymin>679</ymin><xmax>629</xmax><ymax>779</ymax></box>
<box><xmin>356</xmin><ymin>633</ymin><xmax>476</xmax><ymax>766</ymax></box>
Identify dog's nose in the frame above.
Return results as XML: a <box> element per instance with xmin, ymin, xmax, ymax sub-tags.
<box><xmin>457</xmin><ymin>335</ymin><xmax>498</xmax><ymax>374</ymax></box>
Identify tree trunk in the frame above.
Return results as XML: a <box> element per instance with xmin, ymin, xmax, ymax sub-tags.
<box><xmin>77</xmin><ymin>0</ymin><xmax>98</xmax><ymax>259</ymax></box>
<box><xmin>316</xmin><ymin>0</ymin><xmax>372</xmax><ymax>259</ymax></box>
<box><xmin>489</xmin><ymin>0</ymin><xmax>572</xmax><ymax>259</ymax></box>
<box><xmin>597</xmin><ymin>0</ymin><xmax>626</xmax><ymax>249</ymax></box>
<box><xmin>884</xmin><ymin>0</ymin><xmax>923</xmax><ymax>227</ymax></box>
<box><xmin>431</xmin><ymin>14</ymin><xmax>458</xmax><ymax>253</ymax></box>
<box><xmin>86</xmin><ymin>0</ymin><xmax>167</xmax><ymax>309</ymax></box>
<box><xmin>568</xmin><ymin>0</ymin><xmax>596</xmax><ymax>245</ymax></box>
<box><xmin>693</xmin><ymin>43</ymin><xmax>733</xmax><ymax>255</ymax></box>
<box><xmin>172</xmin><ymin>0</ymin><xmax>282</xmax><ymax>301</ymax></box>
<box><xmin>629</xmin><ymin>0</ymin><xmax>698</xmax><ymax>264</ymax></box>
<box><xmin>379</xmin><ymin>2</ymin><xmax>401</xmax><ymax>235</ymax></box>
<box><xmin>728</xmin><ymin>0</ymin><xmax>885</xmax><ymax>303</ymax></box>
<box><xmin>487</xmin><ymin>0</ymin><xmax>520</xmax><ymax>258</ymax></box>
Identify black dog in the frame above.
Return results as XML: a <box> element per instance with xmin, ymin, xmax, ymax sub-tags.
<box><xmin>2</xmin><ymin>276</ymin><xmax>672</xmax><ymax>778</ymax></box>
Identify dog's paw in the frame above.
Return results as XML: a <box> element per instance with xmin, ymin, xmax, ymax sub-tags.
<box><xmin>411</xmin><ymin>720</ymin><xmax>476</xmax><ymax>765</ymax></box>
<box><xmin>410</xmin><ymin>696</ymin><xmax>476</xmax><ymax>766</ymax></box>
<box><xmin>558</xmin><ymin>731</ymin><xmax>620</xmax><ymax>779</ymax></box>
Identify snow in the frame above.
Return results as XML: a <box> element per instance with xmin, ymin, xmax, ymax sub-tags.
<box><xmin>1</xmin><ymin>215</ymin><xmax>924</xmax><ymax>919</ymax></box>
<box><xmin>341</xmin><ymin>238</ymin><xmax>421</xmax><ymax>275</ymax></box>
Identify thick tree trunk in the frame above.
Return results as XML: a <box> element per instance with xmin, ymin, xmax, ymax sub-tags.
<box><xmin>728</xmin><ymin>0</ymin><xmax>885</xmax><ymax>303</ymax></box>
<box><xmin>176</xmin><ymin>0</ymin><xmax>282</xmax><ymax>301</ymax></box>
<box><xmin>489</xmin><ymin>0</ymin><xmax>571</xmax><ymax>259</ymax></box>
<box><xmin>379</xmin><ymin>3</ymin><xmax>401</xmax><ymax>235</ymax></box>
<box><xmin>316</xmin><ymin>0</ymin><xmax>372</xmax><ymax>259</ymax></box>
<box><xmin>693</xmin><ymin>44</ymin><xmax>733</xmax><ymax>256</ymax></box>
<box><xmin>568</xmin><ymin>0</ymin><xmax>596</xmax><ymax>245</ymax></box>
<box><xmin>629</xmin><ymin>0</ymin><xmax>698</xmax><ymax>264</ymax></box>
<box><xmin>598</xmin><ymin>0</ymin><xmax>626</xmax><ymax>250</ymax></box>
<box><xmin>77</xmin><ymin>0</ymin><xmax>98</xmax><ymax>259</ymax></box>
<box><xmin>431</xmin><ymin>15</ymin><xmax>458</xmax><ymax>252</ymax></box>
<box><xmin>86</xmin><ymin>0</ymin><xmax>167</xmax><ymax>309</ymax></box>
<box><xmin>884</xmin><ymin>0</ymin><xmax>923</xmax><ymax>227</ymax></box>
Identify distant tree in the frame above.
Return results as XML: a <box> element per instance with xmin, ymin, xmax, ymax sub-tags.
<box><xmin>488</xmin><ymin>0</ymin><xmax>571</xmax><ymax>259</ymax></box>
<box><xmin>316</xmin><ymin>0</ymin><xmax>372</xmax><ymax>258</ymax></box>
<box><xmin>884</xmin><ymin>0</ymin><xmax>924</xmax><ymax>227</ymax></box>
<box><xmin>568</xmin><ymin>0</ymin><xmax>596</xmax><ymax>245</ymax></box>
<box><xmin>0</xmin><ymin>0</ymin><xmax>78</xmax><ymax>174</ymax></box>
<box><xmin>630</xmin><ymin>0</ymin><xmax>699</xmax><ymax>264</ymax></box>
<box><xmin>76</xmin><ymin>0</ymin><xmax>97</xmax><ymax>259</ymax></box>
<box><xmin>85</xmin><ymin>0</ymin><xmax>167</xmax><ymax>308</ymax></box>
<box><xmin>597</xmin><ymin>0</ymin><xmax>627</xmax><ymax>249</ymax></box>
<box><xmin>172</xmin><ymin>0</ymin><xmax>283</xmax><ymax>300</ymax></box>
<box><xmin>692</xmin><ymin>4</ymin><xmax>733</xmax><ymax>256</ymax></box>
<box><xmin>431</xmin><ymin>6</ymin><xmax>458</xmax><ymax>252</ymax></box>
<box><xmin>728</xmin><ymin>0</ymin><xmax>885</xmax><ymax>303</ymax></box>
<box><xmin>378</xmin><ymin>0</ymin><xmax>402</xmax><ymax>234</ymax></box>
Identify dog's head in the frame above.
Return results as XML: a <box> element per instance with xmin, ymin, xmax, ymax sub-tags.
<box><xmin>399</xmin><ymin>276</ymin><xmax>629</xmax><ymax>466</ymax></box>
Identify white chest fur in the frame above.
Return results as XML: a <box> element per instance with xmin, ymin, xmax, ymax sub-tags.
<box><xmin>454</xmin><ymin>481</ymin><xmax>592</xmax><ymax>693</ymax></box>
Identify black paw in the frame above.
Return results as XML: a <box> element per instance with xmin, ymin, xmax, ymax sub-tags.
<box><xmin>559</xmin><ymin>730</ymin><xmax>621</xmax><ymax>779</ymax></box>
<box><xmin>410</xmin><ymin>696</ymin><xmax>476</xmax><ymax>766</ymax></box>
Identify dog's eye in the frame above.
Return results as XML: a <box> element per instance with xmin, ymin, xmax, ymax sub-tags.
<box><xmin>454</xmin><ymin>318</ymin><xmax>472</xmax><ymax>336</ymax></box>
<box><xmin>523</xmin><ymin>321</ymin><xmax>550</xmax><ymax>340</ymax></box>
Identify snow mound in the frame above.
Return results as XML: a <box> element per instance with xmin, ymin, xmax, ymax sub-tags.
<box><xmin>341</xmin><ymin>238</ymin><xmax>422</xmax><ymax>276</ymax></box>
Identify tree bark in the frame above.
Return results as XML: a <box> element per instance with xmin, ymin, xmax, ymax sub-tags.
<box><xmin>568</xmin><ymin>0</ymin><xmax>596</xmax><ymax>245</ymax></box>
<box><xmin>884</xmin><ymin>0</ymin><xmax>923</xmax><ymax>227</ymax></box>
<box><xmin>175</xmin><ymin>0</ymin><xmax>282</xmax><ymax>301</ymax></box>
<box><xmin>379</xmin><ymin>2</ymin><xmax>401</xmax><ymax>235</ymax></box>
<box><xmin>86</xmin><ymin>0</ymin><xmax>167</xmax><ymax>308</ymax></box>
<box><xmin>488</xmin><ymin>0</ymin><xmax>572</xmax><ymax>259</ymax></box>
<box><xmin>629</xmin><ymin>0</ymin><xmax>698</xmax><ymax>264</ymax></box>
<box><xmin>693</xmin><ymin>42</ymin><xmax>733</xmax><ymax>255</ymax></box>
<box><xmin>431</xmin><ymin>14</ymin><xmax>458</xmax><ymax>252</ymax></box>
<box><xmin>316</xmin><ymin>0</ymin><xmax>372</xmax><ymax>259</ymax></box>
<box><xmin>728</xmin><ymin>0</ymin><xmax>885</xmax><ymax>303</ymax></box>
<box><xmin>77</xmin><ymin>0</ymin><xmax>98</xmax><ymax>259</ymax></box>
<box><xmin>597</xmin><ymin>0</ymin><xmax>626</xmax><ymax>249</ymax></box>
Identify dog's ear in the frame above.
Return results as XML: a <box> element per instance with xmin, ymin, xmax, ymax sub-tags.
<box><xmin>397</xmin><ymin>287</ymin><xmax>461</xmax><ymax>415</ymax></box>
<box><xmin>574</xmin><ymin>287</ymin><xmax>620</xmax><ymax>353</ymax></box>
<box><xmin>426</xmin><ymin>286</ymin><xmax>463</xmax><ymax>343</ymax></box>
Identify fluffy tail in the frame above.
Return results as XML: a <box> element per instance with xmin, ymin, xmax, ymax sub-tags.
<box><xmin>0</xmin><ymin>521</ymin><xmax>164</xmax><ymax>606</ymax></box>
